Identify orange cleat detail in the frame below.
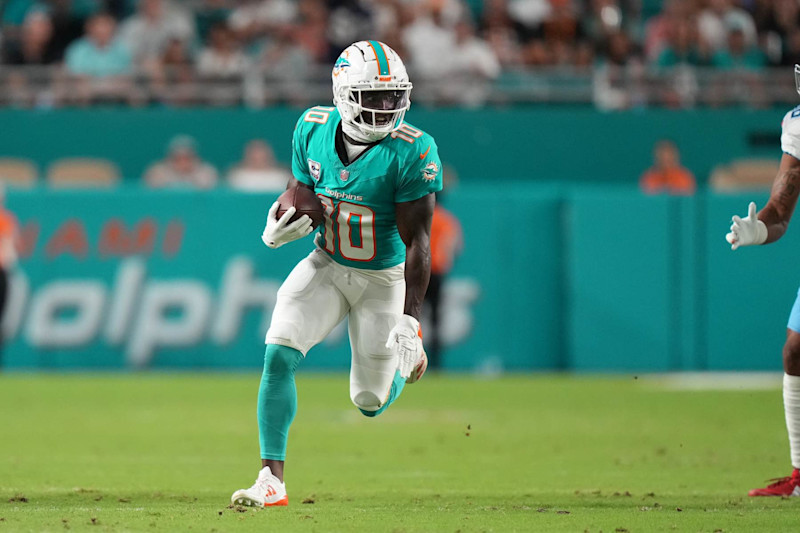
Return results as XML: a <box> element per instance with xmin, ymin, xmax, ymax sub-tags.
<box><xmin>264</xmin><ymin>496</ymin><xmax>289</xmax><ymax>507</ymax></box>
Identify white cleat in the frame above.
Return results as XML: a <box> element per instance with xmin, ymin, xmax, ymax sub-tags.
<box><xmin>231</xmin><ymin>466</ymin><xmax>288</xmax><ymax>507</ymax></box>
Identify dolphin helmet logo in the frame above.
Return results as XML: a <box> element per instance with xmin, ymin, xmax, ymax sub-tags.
<box><xmin>333</xmin><ymin>52</ymin><xmax>351</xmax><ymax>77</ymax></box>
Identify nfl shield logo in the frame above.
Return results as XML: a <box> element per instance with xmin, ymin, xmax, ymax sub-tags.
<box><xmin>340</xmin><ymin>169</ymin><xmax>350</xmax><ymax>182</ymax></box>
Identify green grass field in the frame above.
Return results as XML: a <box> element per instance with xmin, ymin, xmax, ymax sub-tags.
<box><xmin>1</xmin><ymin>373</ymin><xmax>798</xmax><ymax>532</ymax></box>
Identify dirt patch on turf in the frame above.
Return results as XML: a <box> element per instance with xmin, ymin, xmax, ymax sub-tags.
<box><xmin>8</xmin><ymin>494</ymin><xmax>27</xmax><ymax>503</ymax></box>
<box><xmin>224</xmin><ymin>504</ymin><xmax>249</xmax><ymax>513</ymax></box>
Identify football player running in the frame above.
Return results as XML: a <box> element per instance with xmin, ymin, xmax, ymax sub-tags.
<box><xmin>231</xmin><ymin>41</ymin><xmax>442</xmax><ymax>507</ymax></box>
<box><xmin>727</xmin><ymin>65</ymin><xmax>800</xmax><ymax>496</ymax></box>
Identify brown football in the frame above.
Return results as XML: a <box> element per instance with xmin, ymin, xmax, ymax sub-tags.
<box><xmin>276</xmin><ymin>186</ymin><xmax>324</xmax><ymax>229</ymax></box>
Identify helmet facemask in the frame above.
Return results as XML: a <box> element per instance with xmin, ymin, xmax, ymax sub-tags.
<box><xmin>336</xmin><ymin>84</ymin><xmax>412</xmax><ymax>142</ymax></box>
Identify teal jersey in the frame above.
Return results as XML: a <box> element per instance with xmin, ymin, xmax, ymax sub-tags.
<box><xmin>291</xmin><ymin>106</ymin><xmax>443</xmax><ymax>270</ymax></box>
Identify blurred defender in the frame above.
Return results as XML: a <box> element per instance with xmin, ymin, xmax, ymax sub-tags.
<box><xmin>726</xmin><ymin>65</ymin><xmax>800</xmax><ymax>496</ymax></box>
<box><xmin>231</xmin><ymin>41</ymin><xmax>442</xmax><ymax>507</ymax></box>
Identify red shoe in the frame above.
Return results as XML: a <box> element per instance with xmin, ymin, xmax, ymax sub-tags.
<box><xmin>748</xmin><ymin>469</ymin><xmax>800</xmax><ymax>496</ymax></box>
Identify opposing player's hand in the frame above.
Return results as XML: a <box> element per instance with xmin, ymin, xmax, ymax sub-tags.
<box><xmin>385</xmin><ymin>314</ymin><xmax>423</xmax><ymax>379</ymax></box>
<box><xmin>726</xmin><ymin>201</ymin><xmax>768</xmax><ymax>250</ymax></box>
<box><xmin>261</xmin><ymin>201</ymin><xmax>313</xmax><ymax>249</ymax></box>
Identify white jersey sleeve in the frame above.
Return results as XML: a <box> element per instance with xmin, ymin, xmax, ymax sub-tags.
<box><xmin>781</xmin><ymin>107</ymin><xmax>800</xmax><ymax>160</ymax></box>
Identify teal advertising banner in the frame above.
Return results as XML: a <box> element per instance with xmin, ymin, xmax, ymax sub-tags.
<box><xmin>0</xmin><ymin>107</ymin><xmax>785</xmax><ymax>184</ymax></box>
<box><xmin>3</xmin><ymin>189</ymin><xmax>491</xmax><ymax>371</ymax></box>
<box><xmin>4</xmin><ymin>185</ymin><xmax>797</xmax><ymax>372</ymax></box>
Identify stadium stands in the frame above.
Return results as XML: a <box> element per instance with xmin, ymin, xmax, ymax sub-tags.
<box><xmin>0</xmin><ymin>0</ymin><xmax>798</xmax><ymax>109</ymax></box>
<box><xmin>46</xmin><ymin>157</ymin><xmax>120</xmax><ymax>188</ymax></box>
<box><xmin>0</xmin><ymin>158</ymin><xmax>38</xmax><ymax>188</ymax></box>
<box><xmin>709</xmin><ymin>157</ymin><xmax>780</xmax><ymax>191</ymax></box>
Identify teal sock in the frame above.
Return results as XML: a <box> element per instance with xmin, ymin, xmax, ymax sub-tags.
<box><xmin>258</xmin><ymin>344</ymin><xmax>303</xmax><ymax>461</ymax></box>
<box><xmin>359</xmin><ymin>371</ymin><xmax>406</xmax><ymax>418</ymax></box>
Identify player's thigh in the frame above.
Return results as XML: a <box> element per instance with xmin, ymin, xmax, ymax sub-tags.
<box><xmin>266</xmin><ymin>251</ymin><xmax>348</xmax><ymax>355</ymax></box>
<box><xmin>347</xmin><ymin>281</ymin><xmax>405</xmax><ymax>404</ymax></box>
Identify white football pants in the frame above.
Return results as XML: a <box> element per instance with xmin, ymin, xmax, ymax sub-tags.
<box><xmin>266</xmin><ymin>248</ymin><xmax>404</xmax><ymax>410</ymax></box>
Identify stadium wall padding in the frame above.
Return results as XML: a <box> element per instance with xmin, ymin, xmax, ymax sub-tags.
<box><xmin>3</xmin><ymin>186</ymin><xmax>793</xmax><ymax>372</ymax></box>
<box><xmin>0</xmin><ymin>107</ymin><xmax>785</xmax><ymax>183</ymax></box>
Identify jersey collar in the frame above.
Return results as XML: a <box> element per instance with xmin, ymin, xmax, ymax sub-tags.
<box><xmin>335</xmin><ymin>122</ymin><xmax>385</xmax><ymax>167</ymax></box>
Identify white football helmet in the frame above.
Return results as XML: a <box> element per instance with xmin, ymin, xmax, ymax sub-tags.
<box><xmin>332</xmin><ymin>40</ymin><xmax>412</xmax><ymax>143</ymax></box>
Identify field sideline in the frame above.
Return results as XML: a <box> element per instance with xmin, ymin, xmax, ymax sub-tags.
<box><xmin>1</xmin><ymin>373</ymin><xmax>798</xmax><ymax>532</ymax></box>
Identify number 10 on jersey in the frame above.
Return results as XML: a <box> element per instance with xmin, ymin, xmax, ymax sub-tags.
<box><xmin>318</xmin><ymin>195</ymin><xmax>376</xmax><ymax>261</ymax></box>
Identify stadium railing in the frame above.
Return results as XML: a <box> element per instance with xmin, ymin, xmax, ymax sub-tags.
<box><xmin>0</xmin><ymin>65</ymin><xmax>796</xmax><ymax>108</ymax></box>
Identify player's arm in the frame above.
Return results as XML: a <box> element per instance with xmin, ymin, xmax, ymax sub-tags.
<box><xmin>727</xmin><ymin>154</ymin><xmax>800</xmax><ymax>249</ymax></box>
<box><xmin>261</xmin><ymin>118</ymin><xmax>318</xmax><ymax>249</ymax></box>
<box><xmin>385</xmin><ymin>192</ymin><xmax>435</xmax><ymax>379</ymax></box>
<box><xmin>396</xmin><ymin>192</ymin><xmax>435</xmax><ymax>319</ymax></box>
<box><xmin>758</xmin><ymin>153</ymin><xmax>800</xmax><ymax>243</ymax></box>
<box><xmin>262</xmin><ymin>178</ymin><xmax>315</xmax><ymax>248</ymax></box>
<box><xmin>261</xmin><ymin>190</ymin><xmax>314</xmax><ymax>249</ymax></box>
<box><xmin>386</xmin><ymin>133</ymin><xmax>440</xmax><ymax>378</ymax></box>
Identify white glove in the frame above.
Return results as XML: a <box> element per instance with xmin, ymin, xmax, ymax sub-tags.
<box><xmin>385</xmin><ymin>314</ymin><xmax>423</xmax><ymax>379</ymax></box>
<box><xmin>261</xmin><ymin>201</ymin><xmax>313</xmax><ymax>249</ymax></box>
<box><xmin>726</xmin><ymin>201</ymin><xmax>768</xmax><ymax>250</ymax></box>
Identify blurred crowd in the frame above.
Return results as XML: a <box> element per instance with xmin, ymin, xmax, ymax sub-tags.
<box><xmin>0</xmin><ymin>133</ymin><xmax>294</xmax><ymax>191</ymax></box>
<box><xmin>0</xmin><ymin>0</ymin><xmax>798</xmax><ymax>108</ymax></box>
<box><xmin>144</xmin><ymin>135</ymin><xmax>291</xmax><ymax>191</ymax></box>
